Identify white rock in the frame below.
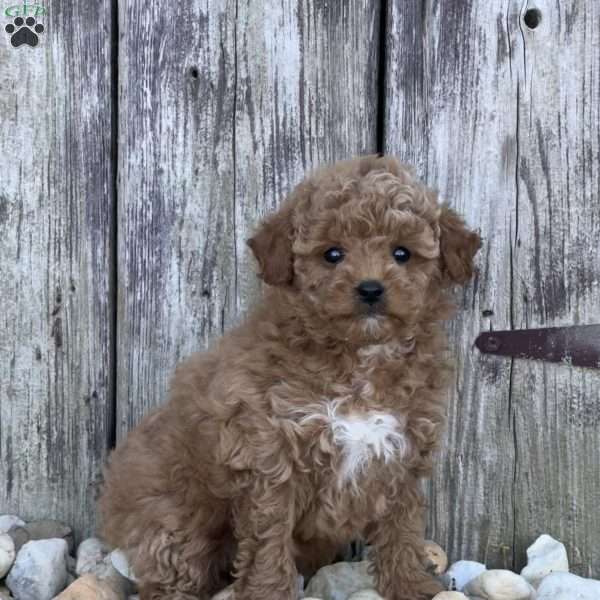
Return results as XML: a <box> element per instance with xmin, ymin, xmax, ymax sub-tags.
<box><xmin>464</xmin><ymin>569</ymin><xmax>535</xmax><ymax>600</ymax></box>
<box><xmin>348</xmin><ymin>591</ymin><xmax>384</xmax><ymax>600</ymax></box>
<box><xmin>536</xmin><ymin>571</ymin><xmax>600</xmax><ymax>599</ymax></box>
<box><xmin>445</xmin><ymin>560</ymin><xmax>487</xmax><ymax>591</ymax></box>
<box><xmin>110</xmin><ymin>549</ymin><xmax>137</xmax><ymax>583</ymax></box>
<box><xmin>0</xmin><ymin>534</ymin><xmax>16</xmax><ymax>578</ymax></box>
<box><xmin>76</xmin><ymin>538</ymin><xmax>112</xmax><ymax>577</ymax></box>
<box><xmin>79</xmin><ymin>546</ymin><xmax>131</xmax><ymax>597</ymax></box>
<box><xmin>0</xmin><ymin>516</ymin><xmax>25</xmax><ymax>535</ymax></box>
<box><xmin>432</xmin><ymin>593</ymin><xmax>469</xmax><ymax>600</ymax></box>
<box><xmin>304</xmin><ymin>561</ymin><xmax>374</xmax><ymax>600</ymax></box>
<box><xmin>6</xmin><ymin>538</ymin><xmax>69</xmax><ymax>600</ymax></box>
<box><xmin>520</xmin><ymin>534</ymin><xmax>569</xmax><ymax>588</ymax></box>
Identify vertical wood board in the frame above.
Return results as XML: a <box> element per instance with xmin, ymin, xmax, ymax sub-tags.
<box><xmin>116</xmin><ymin>0</ymin><xmax>380</xmax><ymax>436</ymax></box>
<box><xmin>0</xmin><ymin>1</ymin><xmax>115</xmax><ymax>538</ymax></box>
<box><xmin>511</xmin><ymin>0</ymin><xmax>600</xmax><ymax>575</ymax></box>
<box><xmin>386</xmin><ymin>0</ymin><xmax>520</xmax><ymax>568</ymax></box>
<box><xmin>386</xmin><ymin>0</ymin><xmax>600</xmax><ymax>573</ymax></box>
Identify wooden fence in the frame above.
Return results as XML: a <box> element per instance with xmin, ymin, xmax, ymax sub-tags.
<box><xmin>1</xmin><ymin>0</ymin><xmax>599</xmax><ymax>575</ymax></box>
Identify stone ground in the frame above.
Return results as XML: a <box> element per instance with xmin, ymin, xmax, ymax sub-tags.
<box><xmin>0</xmin><ymin>515</ymin><xmax>599</xmax><ymax>600</ymax></box>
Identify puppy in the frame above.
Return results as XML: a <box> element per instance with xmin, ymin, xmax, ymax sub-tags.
<box><xmin>100</xmin><ymin>155</ymin><xmax>481</xmax><ymax>600</ymax></box>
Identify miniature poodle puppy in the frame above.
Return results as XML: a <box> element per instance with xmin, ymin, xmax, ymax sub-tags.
<box><xmin>100</xmin><ymin>155</ymin><xmax>481</xmax><ymax>600</ymax></box>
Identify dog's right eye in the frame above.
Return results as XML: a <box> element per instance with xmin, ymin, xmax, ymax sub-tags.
<box><xmin>323</xmin><ymin>247</ymin><xmax>345</xmax><ymax>264</ymax></box>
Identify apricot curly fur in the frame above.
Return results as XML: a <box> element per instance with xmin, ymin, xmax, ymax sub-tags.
<box><xmin>99</xmin><ymin>155</ymin><xmax>481</xmax><ymax>600</ymax></box>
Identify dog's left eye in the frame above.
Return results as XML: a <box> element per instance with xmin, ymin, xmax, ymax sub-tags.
<box><xmin>393</xmin><ymin>246</ymin><xmax>411</xmax><ymax>264</ymax></box>
<box><xmin>323</xmin><ymin>247</ymin><xmax>345</xmax><ymax>264</ymax></box>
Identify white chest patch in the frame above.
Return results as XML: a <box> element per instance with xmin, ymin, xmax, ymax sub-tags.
<box><xmin>326</xmin><ymin>402</ymin><xmax>409</xmax><ymax>485</ymax></box>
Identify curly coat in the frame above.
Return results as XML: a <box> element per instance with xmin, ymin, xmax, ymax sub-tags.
<box><xmin>100</xmin><ymin>155</ymin><xmax>481</xmax><ymax>600</ymax></box>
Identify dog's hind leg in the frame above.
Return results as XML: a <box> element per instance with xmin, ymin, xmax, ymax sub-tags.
<box><xmin>132</xmin><ymin>526</ymin><xmax>235</xmax><ymax>600</ymax></box>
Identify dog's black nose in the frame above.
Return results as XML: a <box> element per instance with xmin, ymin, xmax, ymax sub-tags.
<box><xmin>356</xmin><ymin>280</ymin><xmax>385</xmax><ymax>304</ymax></box>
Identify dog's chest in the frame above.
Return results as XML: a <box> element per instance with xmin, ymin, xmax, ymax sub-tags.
<box><xmin>324</xmin><ymin>404</ymin><xmax>408</xmax><ymax>485</ymax></box>
<box><xmin>299</xmin><ymin>341</ymin><xmax>413</xmax><ymax>487</ymax></box>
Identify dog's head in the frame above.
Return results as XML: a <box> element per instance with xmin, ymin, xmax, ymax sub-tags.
<box><xmin>248</xmin><ymin>155</ymin><xmax>481</xmax><ymax>344</ymax></box>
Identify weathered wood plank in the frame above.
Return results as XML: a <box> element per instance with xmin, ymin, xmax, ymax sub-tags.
<box><xmin>387</xmin><ymin>0</ymin><xmax>600</xmax><ymax>573</ymax></box>
<box><xmin>0</xmin><ymin>2</ymin><xmax>114</xmax><ymax>538</ymax></box>
<box><xmin>117</xmin><ymin>0</ymin><xmax>380</xmax><ymax>436</ymax></box>
<box><xmin>511</xmin><ymin>0</ymin><xmax>600</xmax><ymax>575</ymax></box>
<box><xmin>385</xmin><ymin>0</ymin><xmax>519</xmax><ymax>567</ymax></box>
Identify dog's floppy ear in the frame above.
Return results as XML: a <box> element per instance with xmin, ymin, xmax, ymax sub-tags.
<box><xmin>247</xmin><ymin>203</ymin><xmax>294</xmax><ymax>286</ymax></box>
<box><xmin>438</xmin><ymin>204</ymin><xmax>481</xmax><ymax>284</ymax></box>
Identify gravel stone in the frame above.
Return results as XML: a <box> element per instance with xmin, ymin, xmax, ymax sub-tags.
<box><xmin>305</xmin><ymin>561</ymin><xmax>374</xmax><ymax>600</ymax></box>
<box><xmin>23</xmin><ymin>520</ymin><xmax>74</xmax><ymax>553</ymax></box>
<box><xmin>464</xmin><ymin>569</ymin><xmax>535</xmax><ymax>600</ymax></box>
<box><xmin>0</xmin><ymin>534</ymin><xmax>16</xmax><ymax>578</ymax></box>
<box><xmin>53</xmin><ymin>573</ymin><xmax>125</xmax><ymax>600</ymax></box>
<box><xmin>520</xmin><ymin>534</ymin><xmax>569</xmax><ymax>588</ymax></box>
<box><xmin>5</xmin><ymin>527</ymin><xmax>29</xmax><ymax>554</ymax></box>
<box><xmin>76</xmin><ymin>537</ymin><xmax>112</xmax><ymax>578</ymax></box>
<box><xmin>6</xmin><ymin>538</ymin><xmax>69</xmax><ymax>600</ymax></box>
<box><xmin>0</xmin><ymin>516</ymin><xmax>25</xmax><ymax>535</ymax></box>
<box><xmin>444</xmin><ymin>560</ymin><xmax>487</xmax><ymax>591</ymax></box>
<box><xmin>536</xmin><ymin>572</ymin><xmax>600</xmax><ymax>600</ymax></box>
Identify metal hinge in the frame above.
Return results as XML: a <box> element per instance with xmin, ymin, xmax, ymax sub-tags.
<box><xmin>475</xmin><ymin>324</ymin><xmax>600</xmax><ymax>369</ymax></box>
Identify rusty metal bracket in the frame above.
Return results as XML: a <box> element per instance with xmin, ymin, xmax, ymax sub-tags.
<box><xmin>475</xmin><ymin>324</ymin><xmax>600</xmax><ymax>369</ymax></box>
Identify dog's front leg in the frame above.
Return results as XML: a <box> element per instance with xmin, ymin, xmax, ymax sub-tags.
<box><xmin>369</xmin><ymin>484</ymin><xmax>444</xmax><ymax>600</ymax></box>
<box><xmin>231</xmin><ymin>480</ymin><xmax>298</xmax><ymax>600</ymax></box>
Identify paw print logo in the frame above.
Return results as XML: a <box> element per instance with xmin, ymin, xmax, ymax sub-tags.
<box><xmin>5</xmin><ymin>16</ymin><xmax>44</xmax><ymax>47</ymax></box>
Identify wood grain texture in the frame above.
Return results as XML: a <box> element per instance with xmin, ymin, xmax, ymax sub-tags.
<box><xmin>387</xmin><ymin>0</ymin><xmax>521</xmax><ymax>569</ymax></box>
<box><xmin>2</xmin><ymin>0</ymin><xmax>595</xmax><ymax>558</ymax></box>
<box><xmin>511</xmin><ymin>0</ymin><xmax>600</xmax><ymax>576</ymax></box>
<box><xmin>0</xmin><ymin>2</ymin><xmax>114</xmax><ymax>538</ymax></box>
<box><xmin>116</xmin><ymin>0</ymin><xmax>380</xmax><ymax>436</ymax></box>
<box><xmin>386</xmin><ymin>0</ymin><xmax>600</xmax><ymax>572</ymax></box>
